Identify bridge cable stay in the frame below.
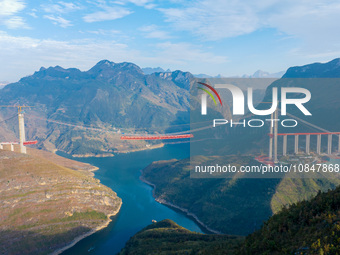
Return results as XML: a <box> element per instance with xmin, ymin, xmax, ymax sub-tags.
<box><xmin>284</xmin><ymin>111</ymin><xmax>331</xmax><ymax>133</ymax></box>
<box><xmin>28</xmin><ymin>114</ymin><xmax>199</xmax><ymax>137</ymax></box>
<box><xmin>0</xmin><ymin>114</ymin><xmax>17</xmax><ymax>124</ymax></box>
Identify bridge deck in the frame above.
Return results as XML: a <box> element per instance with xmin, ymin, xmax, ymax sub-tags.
<box><xmin>120</xmin><ymin>134</ymin><xmax>193</xmax><ymax>140</ymax></box>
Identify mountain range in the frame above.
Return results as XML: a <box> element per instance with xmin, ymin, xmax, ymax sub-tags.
<box><xmin>0</xmin><ymin>58</ymin><xmax>339</xmax><ymax>157</ymax></box>
<box><xmin>142</xmin><ymin>67</ymin><xmax>171</xmax><ymax>74</ymax></box>
<box><xmin>194</xmin><ymin>70</ymin><xmax>284</xmax><ymax>78</ymax></box>
<box><xmin>263</xmin><ymin>58</ymin><xmax>340</xmax><ymax>131</ymax></box>
<box><xmin>0</xmin><ymin>60</ymin><xmax>192</xmax><ymax>155</ymax></box>
<box><xmin>242</xmin><ymin>70</ymin><xmax>285</xmax><ymax>78</ymax></box>
<box><xmin>143</xmin><ymin>68</ymin><xmax>285</xmax><ymax>79</ymax></box>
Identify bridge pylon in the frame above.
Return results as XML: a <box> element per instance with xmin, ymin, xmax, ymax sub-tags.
<box><xmin>0</xmin><ymin>105</ymin><xmax>33</xmax><ymax>154</ymax></box>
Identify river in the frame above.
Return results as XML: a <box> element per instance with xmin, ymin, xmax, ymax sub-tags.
<box><xmin>60</xmin><ymin>143</ymin><xmax>204</xmax><ymax>255</ymax></box>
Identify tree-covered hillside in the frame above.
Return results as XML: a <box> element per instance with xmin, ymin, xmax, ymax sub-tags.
<box><xmin>119</xmin><ymin>186</ymin><xmax>340</xmax><ymax>254</ymax></box>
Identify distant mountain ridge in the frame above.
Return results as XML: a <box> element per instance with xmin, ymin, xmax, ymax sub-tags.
<box><xmin>194</xmin><ymin>70</ymin><xmax>284</xmax><ymax>79</ymax></box>
<box><xmin>1</xmin><ymin>58</ymin><xmax>339</xmax><ymax>155</ymax></box>
<box><xmin>142</xmin><ymin>67</ymin><xmax>171</xmax><ymax>74</ymax></box>
<box><xmin>0</xmin><ymin>60</ymin><xmax>192</xmax><ymax>155</ymax></box>
<box><xmin>262</xmin><ymin>57</ymin><xmax>340</xmax><ymax>131</ymax></box>
<box><xmin>283</xmin><ymin>58</ymin><xmax>340</xmax><ymax>78</ymax></box>
<box><xmin>243</xmin><ymin>70</ymin><xmax>285</xmax><ymax>78</ymax></box>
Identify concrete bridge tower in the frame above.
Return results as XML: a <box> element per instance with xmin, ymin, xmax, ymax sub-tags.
<box><xmin>18</xmin><ymin>108</ymin><xmax>26</xmax><ymax>154</ymax></box>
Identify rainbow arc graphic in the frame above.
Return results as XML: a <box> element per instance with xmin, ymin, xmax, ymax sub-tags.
<box><xmin>197</xmin><ymin>82</ymin><xmax>223</xmax><ymax>106</ymax></box>
<box><xmin>197</xmin><ymin>82</ymin><xmax>222</xmax><ymax>115</ymax></box>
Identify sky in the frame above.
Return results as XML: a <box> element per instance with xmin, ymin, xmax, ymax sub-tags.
<box><xmin>1</xmin><ymin>0</ymin><xmax>340</xmax><ymax>82</ymax></box>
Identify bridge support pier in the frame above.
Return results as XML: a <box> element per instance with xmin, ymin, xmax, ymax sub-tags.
<box><xmin>294</xmin><ymin>135</ymin><xmax>299</xmax><ymax>154</ymax></box>
<box><xmin>0</xmin><ymin>144</ymin><xmax>3</xmax><ymax>150</ymax></box>
<box><xmin>283</xmin><ymin>135</ymin><xmax>287</xmax><ymax>156</ymax></box>
<box><xmin>317</xmin><ymin>134</ymin><xmax>321</xmax><ymax>154</ymax></box>
<box><xmin>10</xmin><ymin>143</ymin><xmax>14</xmax><ymax>151</ymax></box>
<box><xmin>274</xmin><ymin>109</ymin><xmax>278</xmax><ymax>163</ymax></box>
<box><xmin>306</xmin><ymin>135</ymin><xmax>310</xmax><ymax>154</ymax></box>
<box><xmin>18</xmin><ymin>113</ymin><xmax>26</xmax><ymax>154</ymax></box>
<box><xmin>269</xmin><ymin>112</ymin><xmax>273</xmax><ymax>160</ymax></box>
<box><xmin>328</xmin><ymin>134</ymin><xmax>332</xmax><ymax>155</ymax></box>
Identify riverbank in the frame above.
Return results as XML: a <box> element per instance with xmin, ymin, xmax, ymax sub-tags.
<box><xmin>52</xmin><ymin>202</ymin><xmax>122</xmax><ymax>255</ymax></box>
<box><xmin>49</xmin><ymin>151</ymin><xmax>123</xmax><ymax>255</ymax></box>
<box><xmin>139</xmin><ymin>174</ymin><xmax>222</xmax><ymax>234</ymax></box>
<box><xmin>55</xmin><ymin>143</ymin><xmax>164</xmax><ymax>157</ymax></box>
<box><xmin>118</xmin><ymin>143</ymin><xmax>164</xmax><ymax>154</ymax></box>
<box><xmin>72</xmin><ymin>153</ymin><xmax>114</xmax><ymax>158</ymax></box>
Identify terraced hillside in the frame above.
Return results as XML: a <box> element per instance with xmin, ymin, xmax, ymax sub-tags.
<box><xmin>0</xmin><ymin>147</ymin><xmax>121</xmax><ymax>255</ymax></box>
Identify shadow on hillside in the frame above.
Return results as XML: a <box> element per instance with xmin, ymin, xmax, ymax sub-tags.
<box><xmin>0</xmin><ymin>226</ymin><xmax>91</xmax><ymax>255</ymax></box>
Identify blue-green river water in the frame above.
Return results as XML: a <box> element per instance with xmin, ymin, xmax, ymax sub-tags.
<box><xmin>60</xmin><ymin>143</ymin><xmax>203</xmax><ymax>255</ymax></box>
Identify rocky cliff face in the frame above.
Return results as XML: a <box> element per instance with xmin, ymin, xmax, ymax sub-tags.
<box><xmin>0</xmin><ymin>147</ymin><xmax>121</xmax><ymax>255</ymax></box>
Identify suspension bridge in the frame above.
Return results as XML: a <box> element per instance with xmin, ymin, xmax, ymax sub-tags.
<box><xmin>0</xmin><ymin>105</ymin><xmax>339</xmax><ymax>165</ymax></box>
<box><xmin>267</xmin><ymin>108</ymin><xmax>340</xmax><ymax>164</ymax></box>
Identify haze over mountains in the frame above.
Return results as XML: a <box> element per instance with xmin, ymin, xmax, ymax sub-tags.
<box><xmin>142</xmin><ymin>67</ymin><xmax>171</xmax><ymax>74</ymax></box>
<box><xmin>142</xmin><ymin>66</ymin><xmax>284</xmax><ymax>79</ymax></box>
<box><xmin>243</xmin><ymin>70</ymin><xmax>285</xmax><ymax>78</ymax></box>
<box><xmin>194</xmin><ymin>69</ymin><xmax>285</xmax><ymax>78</ymax></box>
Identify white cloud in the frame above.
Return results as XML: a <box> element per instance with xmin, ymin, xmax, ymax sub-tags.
<box><xmin>139</xmin><ymin>25</ymin><xmax>172</xmax><ymax>39</ymax></box>
<box><xmin>0</xmin><ymin>31</ymin><xmax>140</xmax><ymax>81</ymax></box>
<box><xmin>42</xmin><ymin>1</ymin><xmax>82</xmax><ymax>14</ymax></box>
<box><xmin>266</xmin><ymin>1</ymin><xmax>340</xmax><ymax>50</ymax></box>
<box><xmin>0</xmin><ymin>31</ymin><xmax>228</xmax><ymax>82</ymax></box>
<box><xmin>4</xmin><ymin>16</ymin><xmax>27</xmax><ymax>29</ymax></box>
<box><xmin>0</xmin><ymin>0</ymin><xmax>25</xmax><ymax>16</ymax></box>
<box><xmin>159</xmin><ymin>0</ymin><xmax>259</xmax><ymax>40</ymax></box>
<box><xmin>128</xmin><ymin>0</ymin><xmax>152</xmax><ymax>6</ymax></box>
<box><xmin>41</xmin><ymin>2</ymin><xmax>82</xmax><ymax>28</ymax></box>
<box><xmin>114</xmin><ymin>0</ymin><xmax>155</xmax><ymax>8</ymax></box>
<box><xmin>128</xmin><ymin>0</ymin><xmax>155</xmax><ymax>8</ymax></box>
<box><xmin>43</xmin><ymin>15</ymin><xmax>72</xmax><ymax>28</ymax></box>
<box><xmin>83</xmin><ymin>6</ymin><xmax>132</xmax><ymax>22</ymax></box>
<box><xmin>28</xmin><ymin>9</ymin><xmax>38</xmax><ymax>18</ymax></box>
<box><xmin>0</xmin><ymin>0</ymin><xmax>27</xmax><ymax>29</ymax></box>
<box><xmin>159</xmin><ymin>0</ymin><xmax>340</xmax><ymax>47</ymax></box>
<box><xmin>87</xmin><ymin>29</ymin><xmax>122</xmax><ymax>36</ymax></box>
<box><xmin>151</xmin><ymin>41</ymin><xmax>227</xmax><ymax>66</ymax></box>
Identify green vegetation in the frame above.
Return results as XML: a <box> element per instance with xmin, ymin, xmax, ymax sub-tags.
<box><xmin>241</xmin><ymin>186</ymin><xmax>340</xmax><ymax>254</ymax></box>
<box><xmin>119</xmin><ymin>219</ymin><xmax>243</xmax><ymax>255</ymax></box>
<box><xmin>142</xmin><ymin>155</ymin><xmax>340</xmax><ymax>235</ymax></box>
<box><xmin>16</xmin><ymin>210</ymin><xmax>108</xmax><ymax>230</ymax></box>
<box><xmin>62</xmin><ymin>210</ymin><xmax>107</xmax><ymax>221</ymax></box>
<box><xmin>271</xmin><ymin>178</ymin><xmax>340</xmax><ymax>213</ymax></box>
<box><xmin>120</xmin><ymin>186</ymin><xmax>340</xmax><ymax>254</ymax></box>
